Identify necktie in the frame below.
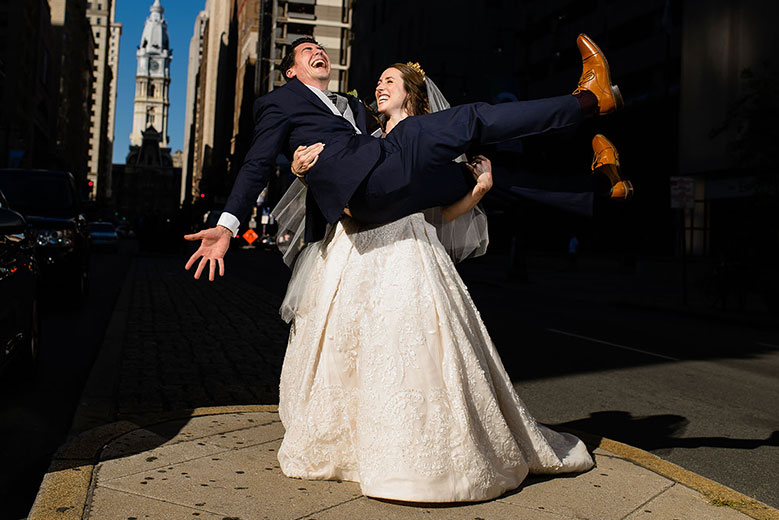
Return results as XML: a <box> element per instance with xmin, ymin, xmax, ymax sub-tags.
<box><xmin>324</xmin><ymin>90</ymin><xmax>348</xmax><ymax>115</ymax></box>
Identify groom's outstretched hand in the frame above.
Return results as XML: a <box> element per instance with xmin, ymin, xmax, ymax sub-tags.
<box><xmin>184</xmin><ymin>226</ymin><xmax>233</xmax><ymax>281</ymax></box>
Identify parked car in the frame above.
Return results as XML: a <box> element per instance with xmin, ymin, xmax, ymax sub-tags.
<box><xmin>0</xmin><ymin>169</ymin><xmax>90</xmax><ymax>298</ymax></box>
<box><xmin>0</xmin><ymin>190</ymin><xmax>39</xmax><ymax>373</ymax></box>
<box><xmin>88</xmin><ymin>221</ymin><xmax>119</xmax><ymax>250</ymax></box>
<box><xmin>115</xmin><ymin>223</ymin><xmax>136</xmax><ymax>238</ymax></box>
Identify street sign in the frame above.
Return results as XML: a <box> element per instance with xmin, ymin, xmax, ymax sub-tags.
<box><xmin>242</xmin><ymin>229</ymin><xmax>259</xmax><ymax>245</ymax></box>
<box><xmin>670</xmin><ymin>176</ymin><xmax>695</xmax><ymax>209</ymax></box>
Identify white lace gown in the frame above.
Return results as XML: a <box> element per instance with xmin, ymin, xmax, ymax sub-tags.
<box><xmin>277</xmin><ymin>213</ymin><xmax>594</xmax><ymax>502</ymax></box>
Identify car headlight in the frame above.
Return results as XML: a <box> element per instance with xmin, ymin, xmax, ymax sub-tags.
<box><xmin>36</xmin><ymin>229</ymin><xmax>74</xmax><ymax>248</ymax></box>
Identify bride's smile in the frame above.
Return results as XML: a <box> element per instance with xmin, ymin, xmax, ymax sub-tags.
<box><xmin>375</xmin><ymin>67</ymin><xmax>406</xmax><ymax>118</ymax></box>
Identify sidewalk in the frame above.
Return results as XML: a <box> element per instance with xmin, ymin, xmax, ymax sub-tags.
<box><xmin>28</xmin><ymin>250</ymin><xmax>779</xmax><ymax>519</ymax></box>
<box><xmin>29</xmin><ymin>406</ymin><xmax>776</xmax><ymax>520</ymax></box>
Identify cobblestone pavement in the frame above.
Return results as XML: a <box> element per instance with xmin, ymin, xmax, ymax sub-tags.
<box><xmin>115</xmin><ymin>250</ymin><xmax>291</xmax><ymax>419</ymax></box>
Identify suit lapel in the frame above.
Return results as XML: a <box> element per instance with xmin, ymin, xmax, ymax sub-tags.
<box><xmin>349</xmin><ymin>96</ymin><xmax>369</xmax><ymax>135</ymax></box>
<box><xmin>287</xmin><ymin>78</ymin><xmax>367</xmax><ymax>133</ymax></box>
<box><xmin>286</xmin><ymin>78</ymin><xmax>335</xmax><ymax>115</ymax></box>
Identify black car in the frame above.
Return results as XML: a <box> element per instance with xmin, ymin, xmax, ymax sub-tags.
<box><xmin>0</xmin><ymin>170</ymin><xmax>89</xmax><ymax>298</ymax></box>
<box><xmin>0</xmin><ymin>190</ymin><xmax>39</xmax><ymax>372</ymax></box>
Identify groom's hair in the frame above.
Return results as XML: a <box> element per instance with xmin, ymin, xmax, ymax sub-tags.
<box><xmin>281</xmin><ymin>37</ymin><xmax>321</xmax><ymax>81</ymax></box>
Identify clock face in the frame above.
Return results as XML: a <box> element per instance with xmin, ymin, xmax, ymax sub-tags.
<box><xmin>150</xmin><ymin>60</ymin><xmax>160</xmax><ymax>72</ymax></box>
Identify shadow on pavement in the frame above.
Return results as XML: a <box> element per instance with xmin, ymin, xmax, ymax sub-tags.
<box><xmin>554</xmin><ymin>410</ymin><xmax>779</xmax><ymax>452</ymax></box>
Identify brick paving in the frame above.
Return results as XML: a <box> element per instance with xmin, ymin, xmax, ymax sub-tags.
<box><xmin>107</xmin><ymin>247</ymin><xmax>777</xmax><ymax>422</ymax></box>
<box><xmin>115</xmin><ymin>250</ymin><xmax>291</xmax><ymax>419</ymax></box>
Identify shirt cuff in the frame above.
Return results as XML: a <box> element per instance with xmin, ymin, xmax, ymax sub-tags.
<box><xmin>216</xmin><ymin>212</ymin><xmax>240</xmax><ymax>237</ymax></box>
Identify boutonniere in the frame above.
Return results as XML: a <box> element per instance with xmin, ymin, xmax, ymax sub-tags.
<box><xmin>347</xmin><ymin>89</ymin><xmax>359</xmax><ymax>99</ymax></box>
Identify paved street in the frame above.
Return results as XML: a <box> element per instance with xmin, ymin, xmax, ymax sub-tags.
<box><xmin>459</xmin><ymin>253</ymin><xmax>779</xmax><ymax>508</ymax></box>
<box><xmin>4</xmin><ymin>241</ymin><xmax>779</xmax><ymax>518</ymax></box>
<box><xmin>0</xmin><ymin>242</ymin><xmax>132</xmax><ymax>520</ymax></box>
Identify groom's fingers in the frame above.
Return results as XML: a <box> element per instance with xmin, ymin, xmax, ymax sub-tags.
<box><xmin>209</xmin><ymin>258</ymin><xmax>216</xmax><ymax>282</ymax></box>
<box><xmin>218</xmin><ymin>258</ymin><xmax>225</xmax><ymax>278</ymax></box>
<box><xmin>194</xmin><ymin>257</ymin><xmax>207</xmax><ymax>280</ymax></box>
<box><xmin>185</xmin><ymin>249</ymin><xmax>202</xmax><ymax>270</ymax></box>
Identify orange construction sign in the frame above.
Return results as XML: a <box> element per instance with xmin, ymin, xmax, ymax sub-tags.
<box><xmin>242</xmin><ymin>229</ymin><xmax>259</xmax><ymax>244</ymax></box>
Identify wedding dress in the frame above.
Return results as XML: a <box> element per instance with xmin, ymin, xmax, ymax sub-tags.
<box><xmin>275</xmin><ymin>212</ymin><xmax>594</xmax><ymax>502</ymax></box>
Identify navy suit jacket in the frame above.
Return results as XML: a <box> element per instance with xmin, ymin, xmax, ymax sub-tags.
<box><xmin>223</xmin><ymin>78</ymin><xmax>381</xmax><ymax>241</ymax></box>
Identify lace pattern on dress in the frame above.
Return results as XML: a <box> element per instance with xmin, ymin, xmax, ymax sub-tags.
<box><xmin>277</xmin><ymin>214</ymin><xmax>594</xmax><ymax>502</ymax></box>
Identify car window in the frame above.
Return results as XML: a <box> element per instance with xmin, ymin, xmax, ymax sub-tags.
<box><xmin>0</xmin><ymin>173</ymin><xmax>74</xmax><ymax>213</ymax></box>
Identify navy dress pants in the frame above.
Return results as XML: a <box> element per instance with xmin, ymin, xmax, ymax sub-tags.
<box><xmin>349</xmin><ymin>95</ymin><xmax>583</xmax><ymax>224</ymax></box>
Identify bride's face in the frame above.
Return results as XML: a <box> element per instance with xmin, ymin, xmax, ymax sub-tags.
<box><xmin>375</xmin><ymin>67</ymin><xmax>407</xmax><ymax>116</ymax></box>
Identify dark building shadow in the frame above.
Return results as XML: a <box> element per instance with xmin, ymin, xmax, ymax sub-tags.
<box><xmin>553</xmin><ymin>410</ymin><xmax>779</xmax><ymax>453</ymax></box>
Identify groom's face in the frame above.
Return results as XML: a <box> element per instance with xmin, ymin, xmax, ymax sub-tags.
<box><xmin>286</xmin><ymin>43</ymin><xmax>331</xmax><ymax>85</ymax></box>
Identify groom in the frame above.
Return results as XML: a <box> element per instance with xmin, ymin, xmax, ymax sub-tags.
<box><xmin>185</xmin><ymin>34</ymin><xmax>622</xmax><ymax>280</ymax></box>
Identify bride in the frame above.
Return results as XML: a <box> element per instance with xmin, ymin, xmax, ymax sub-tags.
<box><xmin>273</xmin><ymin>62</ymin><xmax>594</xmax><ymax>503</ymax></box>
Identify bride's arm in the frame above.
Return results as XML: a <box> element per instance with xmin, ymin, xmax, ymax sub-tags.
<box><xmin>440</xmin><ymin>155</ymin><xmax>493</xmax><ymax>222</ymax></box>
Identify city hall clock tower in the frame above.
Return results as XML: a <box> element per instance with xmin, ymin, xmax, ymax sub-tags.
<box><xmin>131</xmin><ymin>0</ymin><xmax>171</xmax><ymax>147</ymax></box>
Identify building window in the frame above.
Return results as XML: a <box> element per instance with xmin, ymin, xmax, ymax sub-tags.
<box><xmin>98</xmin><ymin>3</ymin><xmax>102</xmax><ymax>9</ymax></box>
<box><xmin>88</xmin><ymin>2</ymin><xmax>92</xmax><ymax>8</ymax></box>
<box><xmin>149</xmin><ymin>83</ymin><xmax>156</xmax><ymax>97</ymax></box>
<box><xmin>288</xmin><ymin>2</ymin><xmax>315</xmax><ymax>20</ymax></box>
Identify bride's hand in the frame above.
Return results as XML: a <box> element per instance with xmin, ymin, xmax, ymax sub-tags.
<box><xmin>291</xmin><ymin>143</ymin><xmax>325</xmax><ymax>177</ymax></box>
<box><xmin>466</xmin><ymin>155</ymin><xmax>493</xmax><ymax>198</ymax></box>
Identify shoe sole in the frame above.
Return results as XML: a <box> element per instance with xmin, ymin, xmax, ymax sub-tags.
<box><xmin>612</xmin><ymin>84</ymin><xmax>624</xmax><ymax>110</ymax></box>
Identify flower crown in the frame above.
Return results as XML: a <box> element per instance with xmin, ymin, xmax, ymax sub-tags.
<box><xmin>406</xmin><ymin>61</ymin><xmax>425</xmax><ymax>79</ymax></box>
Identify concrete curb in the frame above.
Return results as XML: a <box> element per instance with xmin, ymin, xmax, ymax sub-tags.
<box><xmin>598</xmin><ymin>437</ymin><xmax>779</xmax><ymax>520</ymax></box>
<box><xmin>29</xmin><ymin>405</ymin><xmax>779</xmax><ymax>520</ymax></box>
<box><xmin>565</xmin><ymin>429</ymin><xmax>779</xmax><ymax>520</ymax></box>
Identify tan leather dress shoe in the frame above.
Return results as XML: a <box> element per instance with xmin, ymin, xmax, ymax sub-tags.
<box><xmin>591</xmin><ymin>134</ymin><xmax>633</xmax><ymax>199</ymax></box>
<box><xmin>574</xmin><ymin>34</ymin><xmax>624</xmax><ymax>116</ymax></box>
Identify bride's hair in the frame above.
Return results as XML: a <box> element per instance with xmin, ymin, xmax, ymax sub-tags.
<box><xmin>390</xmin><ymin>62</ymin><xmax>430</xmax><ymax>117</ymax></box>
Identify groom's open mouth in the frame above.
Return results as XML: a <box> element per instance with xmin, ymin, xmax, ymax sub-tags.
<box><xmin>311</xmin><ymin>58</ymin><xmax>328</xmax><ymax>69</ymax></box>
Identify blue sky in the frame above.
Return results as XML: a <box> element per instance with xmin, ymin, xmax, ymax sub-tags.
<box><xmin>113</xmin><ymin>0</ymin><xmax>204</xmax><ymax>163</ymax></box>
